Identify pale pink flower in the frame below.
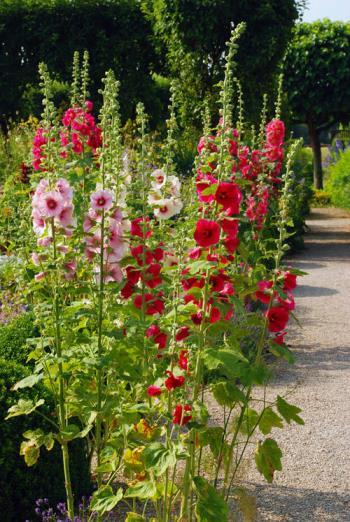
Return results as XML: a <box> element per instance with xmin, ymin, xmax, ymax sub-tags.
<box><xmin>90</xmin><ymin>189</ymin><xmax>114</xmax><ymax>211</ymax></box>
<box><xmin>39</xmin><ymin>191</ymin><xmax>64</xmax><ymax>218</ymax></box>
<box><xmin>151</xmin><ymin>168</ymin><xmax>166</xmax><ymax>189</ymax></box>
<box><xmin>64</xmin><ymin>261</ymin><xmax>77</xmax><ymax>280</ymax></box>
<box><xmin>168</xmin><ymin>175</ymin><xmax>181</xmax><ymax>197</ymax></box>
<box><xmin>154</xmin><ymin>198</ymin><xmax>183</xmax><ymax>220</ymax></box>
<box><xmin>35</xmin><ymin>271</ymin><xmax>46</xmax><ymax>281</ymax></box>
<box><xmin>37</xmin><ymin>236</ymin><xmax>52</xmax><ymax>247</ymax></box>
<box><xmin>56</xmin><ymin>179</ymin><xmax>73</xmax><ymax>201</ymax></box>
<box><xmin>57</xmin><ymin>205</ymin><xmax>75</xmax><ymax>228</ymax></box>
<box><xmin>31</xmin><ymin>252</ymin><xmax>40</xmax><ymax>266</ymax></box>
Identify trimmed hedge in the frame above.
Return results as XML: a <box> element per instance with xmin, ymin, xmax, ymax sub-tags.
<box><xmin>0</xmin><ymin>312</ymin><xmax>39</xmax><ymax>364</ymax></box>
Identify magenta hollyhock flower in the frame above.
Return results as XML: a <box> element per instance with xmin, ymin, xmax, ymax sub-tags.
<box><xmin>39</xmin><ymin>191</ymin><xmax>64</xmax><ymax>218</ymax></box>
<box><xmin>147</xmin><ymin>385</ymin><xmax>162</xmax><ymax>397</ymax></box>
<box><xmin>90</xmin><ymin>189</ymin><xmax>114</xmax><ymax>211</ymax></box>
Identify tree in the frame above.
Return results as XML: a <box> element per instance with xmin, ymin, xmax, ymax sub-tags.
<box><xmin>284</xmin><ymin>20</ymin><xmax>350</xmax><ymax>189</ymax></box>
<box><xmin>142</xmin><ymin>0</ymin><xmax>304</xmax><ymax>126</ymax></box>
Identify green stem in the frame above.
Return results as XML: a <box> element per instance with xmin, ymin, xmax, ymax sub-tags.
<box><xmin>51</xmin><ymin>220</ymin><xmax>74</xmax><ymax>518</ymax></box>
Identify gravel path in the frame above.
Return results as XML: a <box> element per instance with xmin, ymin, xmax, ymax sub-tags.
<box><xmin>241</xmin><ymin>207</ymin><xmax>350</xmax><ymax>521</ymax></box>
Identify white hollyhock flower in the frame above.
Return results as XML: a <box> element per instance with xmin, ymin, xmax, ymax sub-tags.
<box><xmin>148</xmin><ymin>190</ymin><xmax>163</xmax><ymax>205</ymax></box>
<box><xmin>154</xmin><ymin>198</ymin><xmax>183</xmax><ymax>220</ymax></box>
<box><xmin>168</xmin><ymin>175</ymin><xmax>181</xmax><ymax>197</ymax></box>
<box><xmin>151</xmin><ymin>168</ymin><xmax>167</xmax><ymax>189</ymax></box>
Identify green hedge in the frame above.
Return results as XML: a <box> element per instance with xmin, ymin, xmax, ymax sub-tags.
<box><xmin>0</xmin><ymin>358</ymin><xmax>91</xmax><ymax>520</ymax></box>
<box><xmin>325</xmin><ymin>148</ymin><xmax>350</xmax><ymax>209</ymax></box>
<box><xmin>0</xmin><ymin>312</ymin><xmax>39</xmax><ymax>364</ymax></box>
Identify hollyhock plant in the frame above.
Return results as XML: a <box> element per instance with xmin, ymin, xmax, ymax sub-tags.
<box><xmin>194</xmin><ymin>219</ymin><xmax>221</xmax><ymax>247</ymax></box>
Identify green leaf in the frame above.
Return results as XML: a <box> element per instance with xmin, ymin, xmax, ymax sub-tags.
<box><xmin>268</xmin><ymin>341</ymin><xmax>295</xmax><ymax>364</ymax></box>
<box><xmin>125</xmin><ymin>480</ymin><xmax>157</xmax><ymax>500</ymax></box>
<box><xmin>143</xmin><ymin>442</ymin><xmax>176</xmax><ymax>476</ymax></box>
<box><xmin>212</xmin><ymin>382</ymin><xmax>246</xmax><ymax>406</ymax></box>
<box><xmin>6</xmin><ymin>398</ymin><xmax>45</xmax><ymax>419</ymax></box>
<box><xmin>259</xmin><ymin>408</ymin><xmax>283</xmax><ymax>435</ymax></box>
<box><xmin>60</xmin><ymin>424</ymin><xmax>81</xmax><ymax>441</ymax></box>
<box><xmin>277</xmin><ymin>396</ymin><xmax>304</xmax><ymax>425</ymax></box>
<box><xmin>90</xmin><ymin>486</ymin><xmax>123</xmax><ymax>515</ymax></box>
<box><xmin>192</xmin><ymin>476</ymin><xmax>228</xmax><ymax>521</ymax></box>
<box><xmin>20</xmin><ymin>440</ymin><xmax>40</xmax><ymax>467</ymax></box>
<box><xmin>125</xmin><ymin>514</ymin><xmax>146</xmax><ymax>522</ymax></box>
<box><xmin>12</xmin><ymin>373</ymin><xmax>43</xmax><ymax>390</ymax></box>
<box><xmin>255</xmin><ymin>438</ymin><xmax>282</xmax><ymax>483</ymax></box>
<box><xmin>203</xmin><ymin>349</ymin><xmax>248</xmax><ymax>378</ymax></box>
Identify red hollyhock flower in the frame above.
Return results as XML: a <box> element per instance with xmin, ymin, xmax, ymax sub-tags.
<box><xmin>147</xmin><ymin>385</ymin><xmax>162</xmax><ymax>397</ymax></box>
<box><xmin>274</xmin><ymin>332</ymin><xmax>286</xmax><ymax>345</ymax></box>
<box><xmin>283</xmin><ymin>271</ymin><xmax>297</xmax><ymax>291</ymax></box>
<box><xmin>277</xmin><ymin>293</ymin><xmax>295</xmax><ymax>312</ymax></box>
<box><xmin>131</xmin><ymin>245</ymin><xmax>154</xmax><ymax>266</ymax></box>
<box><xmin>144</xmin><ymin>263</ymin><xmax>162</xmax><ymax>289</ymax></box>
<box><xmin>220</xmin><ymin>218</ymin><xmax>239</xmax><ymax>237</ymax></box>
<box><xmin>133</xmin><ymin>294</ymin><xmax>164</xmax><ymax>315</ymax></box>
<box><xmin>215</xmin><ymin>182</ymin><xmax>242</xmax><ymax>213</ymax></box>
<box><xmin>154</xmin><ymin>332</ymin><xmax>168</xmax><ymax>349</ymax></box>
<box><xmin>131</xmin><ymin>217</ymin><xmax>151</xmax><ymax>238</ymax></box>
<box><xmin>153</xmin><ymin>246</ymin><xmax>164</xmax><ymax>262</ymax></box>
<box><xmin>223</xmin><ymin>236</ymin><xmax>239</xmax><ymax>254</ymax></box>
<box><xmin>196</xmin><ymin>173</ymin><xmax>218</xmax><ymax>203</ymax></box>
<box><xmin>178</xmin><ymin>350</ymin><xmax>188</xmax><ymax>371</ymax></box>
<box><xmin>176</xmin><ymin>326</ymin><xmax>190</xmax><ymax>342</ymax></box>
<box><xmin>189</xmin><ymin>247</ymin><xmax>202</xmax><ymax>260</ymax></box>
<box><xmin>172</xmin><ymin>404</ymin><xmax>192</xmax><ymax>425</ymax></box>
<box><xmin>266</xmin><ymin>306</ymin><xmax>289</xmax><ymax>333</ymax></box>
<box><xmin>121</xmin><ymin>281</ymin><xmax>135</xmax><ymax>299</ymax></box>
<box><xmin>191</xmin><ymin>311</ymin><xmax>203</xmax><ymax>325</ymax></box>
<box><xmin>266</xmin><ymin>119</ymin><xmax>285</xmax><ymax>147</ymax></box>
<box><xmin>194</xmin><ymin>219</ymin><xmax>220</xmax><ymax>247</ymax></box>
<box><xmin>146</xmin><ymin>324</ymin><xmax>161</xmax><ymax>338</ymax></box>
<box><xmin>209</xmin><ymin>307</ymin><xmax>221</xmax><ymax>323</ymax></box>
<box><xmin>126</xmin><ymin>266</ymin><xmax>141</xmax><ymax>285</ymax></box>
<box><xmin>256</xmin><ymin>280</ymin><xmax>273</xmax><ymax>304</ymax></box>
<box><xmin>165</xmin><ymin>371</ymin><xmax>185</xmax><ymax>391</ymax></box>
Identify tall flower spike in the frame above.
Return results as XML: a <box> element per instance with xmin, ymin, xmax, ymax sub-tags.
<box><xmin>164</xmin><ymin>81</ymin><xmax>178</xmax><ymax>176</ymax></box>
<box><xmin>275</xmin><ymin>73</ymin><xmax>284</xmax><ymax>120</ymax></box>
<box><xmin>81</xmin><ymin>50</ymin><xmax>90</xmax><ymax>104</ymax></box>
<box><xmin>259</xmin><ymin>93</ymin><xmax>269</xmax><ymax>146</ymax></box>
<box><xmin>71</xmin><ymin>51</ymin><xmax>80</xmax><ymax>106</ymax></box>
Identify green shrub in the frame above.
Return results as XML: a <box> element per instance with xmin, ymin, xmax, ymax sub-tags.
<box><xmin>0</xmin><ymin>358</ymin><xmax>91</xmax><ymax>521</ymax></box>
<box><xmin>0</xmin><ymin>312</ymin><xmax>39</xmax><ymax>363</ymax></box>
<box><xmin>325</xmin><ymin>148</ymin><xmax>350</xmax><ymax>209</ymax></box>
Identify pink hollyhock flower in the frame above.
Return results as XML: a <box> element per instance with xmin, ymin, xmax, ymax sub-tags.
<box><xmin>104</xmin><ymin>264</ymin><xmax>123</xmax><ymax>283</ymax></box>
<box><xmin>214</xmin><ymin>182</ymin><xmax>242</xmax><ymax>212</ymax></box>
<box><xmin>165</xmin><ymin>371</ymin><xmax>185</xmax><ymax>391</ymax></box>
<box><xmin>147</xmin><ymin>385</ymin><xmax>162</xmax><ymax>397</ymax></box>
<box><xmin>31</xmin><ymin>252</ymin><xmax>40</xmax><ymax>266</ymax></box>
<box><xmin>64</xmin><ymin>261</ymin><xmax>77</xmax><ymax>280</ymax></box>
<box><xmin>85</xmin><ymin>100</ymin><xmax>93</xmax><ymax>112</ymax></box>
<box><xmin>90</xmin><ymin>189</ymin><xmax>114</xmax><ymax>211</ymax></box>
<box><xmin>151</xmin><ymin>168</ymin><xmax>166</xmax><ymax>188</ymax></box>
<box><xmin>35</xmin><ymin>271</ymin><xmax>46</xmax><ymax>281</ymax></box>
<box><xmin>32</xmin><ymin>214</ymin><xmax>46</xmax><ymax>236</ymax></box>
<box><xmin>172</xmin><ymin>404</ymin><xmax>192</xmax><ymax>425</ymax></box>
<box><xmin>266</xmin><ymin>306</ymin><xmax>289</xmax><ymax>333</ymax></box>
<box><xmin>56</xmin><ymin>179</ymin><xmax>73</xmax><ymax>201</ymax></box>
<box><xmin>266</xmin><ymin>119</ymin><xmax>285</xmax><ymax>147</ymax></box>
<box><xmin>39</xmin><ymin>191</ymin><xmax>64</xmax><ymax>218</ymax></box>
<box><xmin>37</xmin><ymin>236</ymin><xmax>52</xmax><ymax>247</ymax></box>
<box><xmin>194</xmin><ymin>219</ymin><xmax>220</xmax><ymax>247</ymax></box>
<box><xmin>57</xmin><ymin>205</ymin><xmax>75</xmax><ymax>228</ymax></box>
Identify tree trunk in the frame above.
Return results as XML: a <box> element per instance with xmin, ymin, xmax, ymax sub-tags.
<box><xmin>307</xmin><ymin>119</ymin><xmax>323</xmax><ymax>189</ymax></box>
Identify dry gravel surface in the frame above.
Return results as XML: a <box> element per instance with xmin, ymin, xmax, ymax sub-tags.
<box><xmin>237</xmin><ymin>208</ymin><xmax>350</xmax><ymax>521</ymax></box>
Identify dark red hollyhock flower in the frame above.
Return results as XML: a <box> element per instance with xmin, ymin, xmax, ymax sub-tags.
<box><xmin>220</xmin><ymin>218</ymin><xmax>239</xmax><ymax>237</ymax></box>
<box><xmin>144</xmin><ymin>263</ymin><xmax>162</xmax><ymax>289</ymax></box>
<box><xmin>121</xmin><ymin>281</ymin><xmax>135</xmax><ymax>299</ymax></box>
<box><xmin>283</xmin><ymin>271</ymin><xmax>297</xmax><ymax>292</ymax></box>
<box><xmin>209</xmin><ymin>307</ymin><xmax>221</xmax><ymax>323</ymax></box>
<box><xmin>172</xmin><ymin>404</ymin><xmax>192</xmax><ymax>425</ymax></box>
<box><xmin>147</xmin><ymin>385</ymin><xmax>162</xmax><ymax>397</ymax></box>
<box><xmin>266</xmin><ymin>306</ymin><xmax>289</xmax><ymax>333</ymax></box>
<box><xmin>126</xmin><ymin>266</ymin><xmax>141</xmax><ymax>285</ymax></box>
<box><xmin>274</xmin><ymin>332</ymin><xmax>286</xmax><ymax>345</ymax></box>
<box><xmin>210</xmin><ymin>274</ymin><xmax>226</xmax><ymax>293</ymax></box>
<box><xmin>153</xmin><ymin>246</ymin><xmax>164</xmax><ymax>262</ymax></box>
<box><xmin>131</xmin><ymin>217</ymin><xmax>151</xmax><ymax>238</ymax></box>
<box><xmin>178</xmin><ymin>350</ymin><xmax>188</xmax><ymax>371</ymax></box>
<box><xmin>134</xmin><ymin>294</ymin><xmax>164</xmax><ymax>315</ymax></box>
<box><xmin>256</xmin><ymin>280</ymin><xmax>273</xmax><ymax>304</ymax></box>
<box><xmin>146</xmin><ymin>324</ymin><xmax>161</xmax><ymax>338</ymax></box>
<box><xmin>165</xmin><ymin>371</ymin><xmax>185</xmax><ymax>391</ymax></box>
<box><xmin>176</xmin><ymin>326</ymin><xmax>190</xmax><ymax>342</ymax></box>
<box><xmin>215</xmin><ymin>182</ymin><xmax>242</xmax><ymax>213</ymax></box>
<box><xmin>131</xmin><ymin>245</ymin><xmax>154</xmax><ymax>266</ymax></box>
<box><xmin>182</xmin><ymin>276</ymin><xmax>205</xmax><ymax>292</ymax></box>
<box><xmin>194</xmin><ymin>219</ymin><xmax>221</xmax><ymax>248</ymax></box>
<box><xmin>154</xmin><ymin>332</ymin><xmax>168</xmax><ymax>349</ymax></box>
<box><xmin>223</xmin><ymin>236</ymin><xmax>239</xmax><ymax>254</ymax></box>
<box><xmin>191</xmin><ymin>311</ymin><xmax>203</xmax><ymax>325</ymax></box>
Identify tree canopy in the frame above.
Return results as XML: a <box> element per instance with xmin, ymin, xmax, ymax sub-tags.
<box><xmin>283</xmin><ymin>20</ymin><xmax>350</xmax><ymax>188</ymax></box>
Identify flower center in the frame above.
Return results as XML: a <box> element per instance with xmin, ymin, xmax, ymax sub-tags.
<box><xmin>97</xmin><ymin>197</ymin><xmax>106</xmax><ymax>206</ymax></box>
<box><xmin>47</xmin><ymin>199</ymin><xmax>57</xmax><ymax>209</ymax></box>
